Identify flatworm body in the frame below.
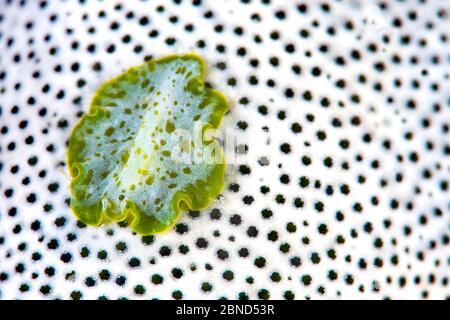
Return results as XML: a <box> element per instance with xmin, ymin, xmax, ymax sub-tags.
<box><xmin>67</xmin><ymin>54</ymin><xmax>228</xmax><ymax>235</ymax></box>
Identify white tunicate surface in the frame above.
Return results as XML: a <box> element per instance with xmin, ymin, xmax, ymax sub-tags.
<box><xmin>0</xmin><ymin>0</ymin><xmax>449</xmax><ymax>300</ymax></box>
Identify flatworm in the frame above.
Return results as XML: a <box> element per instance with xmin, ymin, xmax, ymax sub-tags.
<box><xmin>67</xmin><ymin>54</ymin><xmax>228</xmax><ymax>235</ymax></box>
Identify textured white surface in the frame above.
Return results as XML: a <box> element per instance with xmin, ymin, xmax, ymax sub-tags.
<box><xmin>0</xmin><ymin>0</ymin><xmax>449</xmax><ymax>299</ymax></box>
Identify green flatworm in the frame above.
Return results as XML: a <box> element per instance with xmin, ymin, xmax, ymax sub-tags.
<box><xmin>67</xmin><ymin>53</ymin><xmax>228</xmax><ymax>235</ymax></box>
